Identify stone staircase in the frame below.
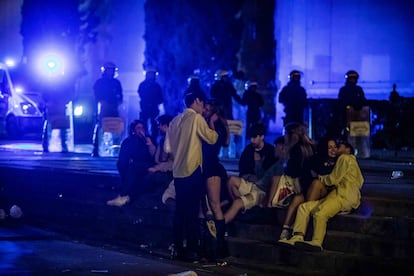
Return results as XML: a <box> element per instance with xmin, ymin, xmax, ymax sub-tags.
<box><xmin>1</xmin><ymin>160</ymin><xmax>414</xmax><ymax>275</ymax></box>
<box><xmin>224</xmin><ymin>196</ymin><xmax>414</xmax><ymax>275</ymax></box>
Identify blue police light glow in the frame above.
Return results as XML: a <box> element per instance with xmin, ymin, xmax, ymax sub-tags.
<box><xmin>4</xmin><ymin>58</ymin><xmax>16</xmax><ymax>67</ymax></box>
<box><xmin>37</xmin><ymin>52</ymin><xmax>66</xmax><ymax>78</ymax></box>
<box><xmin>15</xmin><ymin>86</ymin><xmax>23</xmax><ymax>93</ymax></box>
<box><xmin>73</xmin><ymin>105</ymin><xmax>84</xmax><ymax>117</ymax></box>
<box><xmin>43</xmin><ymin>55</ymin><xmax>62</xmax><ymax>74</ymax></box>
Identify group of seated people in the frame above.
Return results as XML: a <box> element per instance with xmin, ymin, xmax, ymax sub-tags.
<box><xmin>107</xmin><ymin>108</ymin><xmax>364</xmax><ymax>260</ymax></box>
<box><xmin>221</xmin><ymin>121</ymin><xmax>363</xmax><ymax>252</ymax></box>
<box><xmin>106</xmin><ymin>114</ymin><xmax>174</xmax><ymax>207</ymax></box>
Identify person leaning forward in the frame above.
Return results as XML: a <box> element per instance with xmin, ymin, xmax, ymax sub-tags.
<box><xmin>164</xmin><ymin>89</ymin><xmax>218</xmax><ymax>262</ymax></box>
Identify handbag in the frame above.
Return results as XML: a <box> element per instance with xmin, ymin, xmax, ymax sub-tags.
<box><xmin>271</xmin><ymin>174</ymin><xmax>301</xmax><ymax>208</ymax></box>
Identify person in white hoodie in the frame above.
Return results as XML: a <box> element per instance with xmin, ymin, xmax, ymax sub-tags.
<box><xmin>278</xmin><ymin>141</ymin><xmax>364</xmax><ymax>251</ymax></box>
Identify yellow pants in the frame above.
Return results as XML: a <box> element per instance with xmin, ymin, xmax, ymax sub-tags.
<box><xmin>293</xmin><ymin>191</ymin><xmax>346</xmax><ymax>246</ymax></box>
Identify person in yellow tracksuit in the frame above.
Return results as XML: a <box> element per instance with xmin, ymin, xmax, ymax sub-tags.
<box><xmin>278</xmin><ymin>141</ymin><xmax>364</xmax><ymax>251</ymax></box>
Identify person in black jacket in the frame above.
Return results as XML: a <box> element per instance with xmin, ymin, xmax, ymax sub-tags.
<box><xmin>106</xmin><ymin>120</ymin><xmax>155</xmax><ymax>207</ymax></box>
<box><xmin>210</xmin><ymin>70</ymin><xmax>243</xmax><ymax>120</ymax></box>
<box><xmin>93</xmin><ymin>62</ymin><xmax>123</xmax><ymax>118</ymax></box>
<box><xmin>237</xmin><ymin>123</ymin><xmax>276</xmax><ymax>183</ymax></box>
<box><xmin>336</xmin><ymin>70</ymin><xmax>368</xmax><ymax>136</ymax></box>
<box><xmin>138</xmin><ymin>68</ymin><xmax>164</xmax><ymax>143</ymax></box>
<box><xmin>278</xmin><ymin>70</ymin><xmax>307</xmax><ymax>126</ymax></box>
<box><xmin>242</xmin><ymin>81</ymin><xmax>264</xmax><ymax>134</ymax></box>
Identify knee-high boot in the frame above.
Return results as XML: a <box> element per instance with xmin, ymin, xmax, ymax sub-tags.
<box><xmin>215</xmin><ymin>219</ymin><xmax>228</xmax><ymax>259</ymax></box>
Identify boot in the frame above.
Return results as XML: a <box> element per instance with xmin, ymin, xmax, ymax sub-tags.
<box><xmin>198</xmin><ymin>218</ymin><xmax>207</xmax><ymax>260</ymax></box>
<box><xmin>215</xmin><ymin>219</ymin><xmax>228</xmax><ymax>259</ymax></box>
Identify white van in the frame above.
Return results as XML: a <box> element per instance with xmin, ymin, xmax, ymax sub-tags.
<box><xmin>0</xmin><ymin>62</ymin><xmax>44</xmax><ymax>138</ymax></box>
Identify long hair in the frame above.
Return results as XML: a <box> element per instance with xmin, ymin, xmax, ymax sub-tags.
<box><xmin>285</xmin><ymin>123</ymin><xmax>314</xmax><ymax>164</ymax></box>
<box><xmin>205</xmin><ymin>99</ymin><xmax>230</xmax><ymax>147</ymax></box>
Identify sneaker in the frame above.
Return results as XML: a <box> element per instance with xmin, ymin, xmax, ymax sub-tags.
<box><xmin>295</xmin><ymin>240</ymin><xmax>323</xmax><ymax>252</ymax></box>
<box><xmin>277</xmin><ymin>234</ymin><xmax>304</xmax><ymax>248</ymax></box>
<box><xmin>107</xmin><ymin>195</ymin><xmax>130</xmax><ymax>207</ymax></box>
<box><xmin>206</xmin><ymin>219</ymin><xmax>217</xmax><ymax>238</ymax></box>
<box><xmin>279</xmin><ymin>228</ymin><xmax>292</xmax><ymax>241</ymax></box>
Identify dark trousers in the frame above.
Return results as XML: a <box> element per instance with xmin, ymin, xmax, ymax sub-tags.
<box><xmin>118</xmin><ymin>163</ymin><xmax>148</xmax><ymax>198</ymax></box>
<box><xmin>173</xmin><ymin>167</ymin><xmax>203</xmax><ymax>255</ymax></box>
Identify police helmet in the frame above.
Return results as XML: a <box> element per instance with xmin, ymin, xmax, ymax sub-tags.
<box><xmin>345</xmin><ymin>70</ymin><xmax>359</xmax><ymax>80</ymax></box>
<box><xmin>145</xmin><ymin>68</ymin><xmax>158</xmax><ymax>78</ymax></box>
<box><xmin>187</xmin><ymin>75</ymin><xmax>200</xmax><ymax>86</ymax></box>
<box><xmin>214</xmin><ymin>70</ymin><xmax>229</xmax><ymax>80</ymax></box>
<box><xmin>101</xmin><ymin>62</ymin><xmax>118</xmax><ymax>73</ymax></box>
<box><xmin>244</xmin><ymin>81</ymin><xmax>258</xmax><ymax>90</ymax></box>
<box><xmin>288</xmin><ymin>70</ymin><xmax>302</xmax><ymax>80</ymax></box>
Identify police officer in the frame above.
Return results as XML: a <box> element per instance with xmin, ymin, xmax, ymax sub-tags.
<box><xmin>278</xmin><ymin>70</ymin><xmax>308</xmax><ymax>126</ymax></box>
<box><xmin>210</xmin><ymin>70</ymin><xmax>243</xmax><ymax>120</ymax></box>
<box><xmin>91</xmin><ymin>62</ymin><xmax>123</xmax><ymax>157</ymax></box>
<box><xmin>337</xmin><ymin>70</ymin><xmax>368</xmax><ymax>135</ymax></box>
<box><xmin>137</xmin><ymin>68</ymin><xmax>164</xmax><ymax>143</ymax></box>
<box><xmin>338</xmin><ymin>70</ymin><xmax>367</xmax><ymax>112</ymax></box>
<box><xmin>93</xmin><ymin>62</ymin><xmax>123</xmax><ymax>118</ymax></box>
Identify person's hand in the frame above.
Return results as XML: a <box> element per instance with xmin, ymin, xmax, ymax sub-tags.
<box><xmin>145</xmin><ymin>137</ymin><xmax>153</xmax><ymax>146</ymax></box>
<box><xmin>210</xmin><ymin>113</ymin><xmax>219</xmax><ymax>124</ymax></box>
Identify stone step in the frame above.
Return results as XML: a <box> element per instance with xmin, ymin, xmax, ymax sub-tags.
<box><xmin>232</xmin><ymin>205</ymin><xmax>414</xmax><ymax>239</ymax></box>
<box><xmin>226</xmin><ymin>236</ymin><xmax>414</xmax><ymax>275</ymax></box>
<box><xmin>360</xmin><ymin>196</ymin><xmax>414</xmax><ymax>217</ymax></box>
<box><xmin>2</xmin><ymin>165</ymin><xmax>414</xmax><ymax>274</ymax></box>
<box><xmin>232</xmin><ymin>218</ymin><xmax>414</xmax><ymax>258</ymax></box>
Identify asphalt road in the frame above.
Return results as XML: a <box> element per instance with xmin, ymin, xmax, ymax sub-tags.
<box><xmin>1</xmin><ymin>222</ymin><xmax>260</xmax><ymax>275</ymax></box>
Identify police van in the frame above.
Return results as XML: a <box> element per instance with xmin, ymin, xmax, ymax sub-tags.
<box><xmin>0</xmin><ymin>62</ymin><xmax>44</xmax><ymax>138</ymax></box>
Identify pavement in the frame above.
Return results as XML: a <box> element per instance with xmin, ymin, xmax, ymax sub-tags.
<box><xmin>0</xmin><ymin>138</ymin><xmax>413</xmax><ymax>275</ymax></box>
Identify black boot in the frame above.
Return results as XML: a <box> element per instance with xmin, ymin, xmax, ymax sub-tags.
<box><xmin>215</xmin><ymin>219</ymin><xmax>228</xmax><ymax>259</ymax></box>
<box><xmin>200</xmin><ymin>218</ymin><xmax>218</xmax><ymax>262</ymax></box>
<box><xmin>198</xmin><ymin>218</ymin><xmax>207</xmax><ymax>260</ymax></box>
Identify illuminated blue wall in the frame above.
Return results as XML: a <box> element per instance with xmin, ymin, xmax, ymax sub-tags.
<box><xmin>274</xmin><ymin>0</ymin><xmax>414</xmax><ymax>132</ymax></box>
<box><xmin>1</xmin><ymin>0</ymin><xmax>413</xmax><ymax>135</ymax></box>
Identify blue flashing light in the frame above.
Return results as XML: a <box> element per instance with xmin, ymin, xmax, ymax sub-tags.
<box><xmin>37</xmin><ymin>52</ymin><xmax>66</xmax><ymax>78</ymax></box>
<box><xmin>74</xmin><ymin>105</ymin><xmax>84</xmax><ymax>117</ymax></box>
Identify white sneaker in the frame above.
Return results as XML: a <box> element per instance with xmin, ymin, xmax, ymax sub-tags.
<box><xmin>279</xmin><ymin>228</ymin><xmax>292</xmax><ymax>241</ymax></box>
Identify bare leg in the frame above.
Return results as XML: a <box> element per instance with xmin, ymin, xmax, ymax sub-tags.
<box><xmin>206</xmin><ymin>176</ymin><xmax>224</xmax><ymax>220</ymax></box>
<box><xmin>306</xmin><ymin>179</ymin><xmax>328</xmax><ymax>201</ymax></box>
<box><xmin>266</xmin><ymin>175</ymin><xmax>281</xmax><ymax>207</ymax></box>
<box><xmin>224</xmin><ymin>198</ymin><xmax>244</xmax><ymax>224</ymax></box>
<box><xmin>227</xmin><ymin>176</ymin><xmax>242</xmax><ymax>201</ymax></box>
<box><xmin>283</xmin><ymin>194</ymin><xmax>304</xmax><ymax>227</ymax></box>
